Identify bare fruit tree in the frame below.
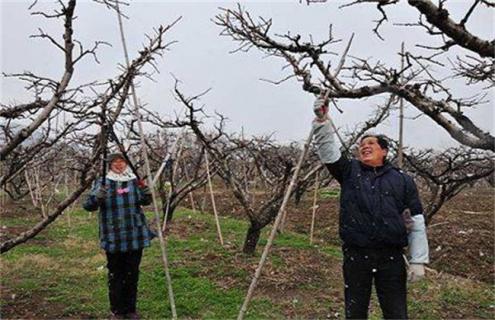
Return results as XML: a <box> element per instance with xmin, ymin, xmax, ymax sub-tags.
<box><xmin>402</xmin><ymin>146</ymin><xmax>494</xmax><ymax>223</ymax></box>
<box><xmin>0</xmin><ymin>0</ymin><xmax>178</xmax><ymax>253</ymax></box>
<box><xmin>146</xmin><ymin>130</ymin><xmax>211</xmax><ymax>223</ymax></box>
<box><xmin>214</xmin><ymin>2</ymin><xmax>494</xmax><ymax>151</ymax></box>
<box><xmin>172</xmin><ymin>81</ymin><xmax>392</xmax><ymax>253</ymax></box>
<box><xmin>173</xmin><ymin>84</ymin><xmax>310</xmax><ymax>254</ymax></box>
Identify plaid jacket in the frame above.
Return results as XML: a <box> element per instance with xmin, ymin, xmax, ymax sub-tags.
<box><xmin>83</xmin><ymin>178</ymin><xmax>155</xmax><ymax>253</ymax></box>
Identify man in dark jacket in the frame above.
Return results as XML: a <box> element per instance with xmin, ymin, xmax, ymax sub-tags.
<box><xmin>312</xmin><ymin>97</ymin><xmax>429</xmax><ymax>319</ymax></box>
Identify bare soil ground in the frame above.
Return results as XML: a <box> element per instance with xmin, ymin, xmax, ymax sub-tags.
<box><xmin>189</xmin><ymin>185</ymin><xmax>495</xmax><ymax>283</ymax></box>
<box><xmin>1</xmin><ymin>185</ymin><xmax>493</xmax><ymax>319</ymax></box>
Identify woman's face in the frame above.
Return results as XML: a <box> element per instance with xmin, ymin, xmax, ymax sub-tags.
<box><xmin>110</xmin><ymin>158</ymin><xmax>128</xmax><ymax>174</ymax></box>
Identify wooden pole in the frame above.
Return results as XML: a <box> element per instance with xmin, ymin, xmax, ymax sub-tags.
<box><xmin>279</xmin><ymin>88</ymin><xmax>338</xmax><ymax>232</ymax></box>
<box><xmin>237</xmin><ymin>126</ymin><xmax>315</xmax><ymax>320</ymax></box>
<box><xmin>161</xmin><ymin>137</ymin><xmax>184</xmax><ymax>231</ymax></box>
<box><xmin>200</xmin><ymin>184</ymin><xmax>208</xmax><ymax>213</ymax></box>
<box><xmin>204</xmin><ymin>150</ymin><xmax>224</xmax><ymax>246</ymax></box>
<box><xmin>398</xmin><ymin>42</ymin><xmax>405</xmax><ymax>169</ymax></box>
<box><xmin>63</xmin><ymin>114</ymin><xmax>71</xmax><ymax>228</ymax></box>
<box><xmin>181</xmin><ymin>158</ymin><xmax>197</xmax><ymax>213</ymax></box>
<box><xmin>309</xmin><ymin>170</ymin><xmax>320</xmax><ymax>244</ymax></box>
<box><xmin>25</xmin><ymin>169</ymin><xmax>37</xmax><ymax>208</ymax></box>
<box><xmin>152</xmin><ymin>131</ymin><xmax>183</xmax><ymax>186</ymax></box>
<box><xmin>115</xmin><ymin>2</ymin><xmax>177</xmax><ymax>318</ymax></box>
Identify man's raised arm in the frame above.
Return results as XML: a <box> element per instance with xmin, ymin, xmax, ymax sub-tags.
<box><xmin>312</xmin><ymin>96</ymin><xmax>350</xmax><ymax>184</ymax></box>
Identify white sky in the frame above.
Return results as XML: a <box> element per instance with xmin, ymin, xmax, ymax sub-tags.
<box><xmin>1</xmin><ymin>0</ymin><xmax>494</xmax><ymax>149</ymax></box>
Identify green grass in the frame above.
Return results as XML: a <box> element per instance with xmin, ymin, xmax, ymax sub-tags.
<box><xmin>1</xmin><ymin>209</ymin><xmax>283</xmax><ymax>319</ymax></box>
<box><xmin>319</xmin><ymin>187</ymin><xmax>340</xmax><ymax>199</ymax></box>
<box><xmin>2</xmin><ymin>207</ymin><xmax>494</xmax><ymax>319</ymax></box>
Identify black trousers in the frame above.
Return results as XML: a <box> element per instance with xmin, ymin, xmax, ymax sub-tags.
<box><xmin>105</xmin><ymin>249</ymin><xmax>143</xmax><ymax>315</ymax></box>
<box><xmin>343</xmin><ymin>246</ymin><xmax>407</xmax><ymax>319</ymax></box>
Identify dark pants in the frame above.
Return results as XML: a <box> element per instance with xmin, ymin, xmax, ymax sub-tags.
<box><xmin>343</xmin><ymin>246</ymin><xmax>407</xmax><ymax>319</ymax></box>
<box><xmin>106</xmin><ymin>249</ymin><xmax>143</xmax><ymax>315</ymax></box>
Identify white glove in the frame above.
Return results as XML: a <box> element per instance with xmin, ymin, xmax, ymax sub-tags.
<box><xmin>312</xmin><ymin>120</ymin><xmax>341</xmax><ymax>164</ymax></box>
<box><xmin>313</xmin><ymin>96</ymin><xmax>329</xmax><ymax>122</ymax></box>
<box><xmin>408</xmin><ymin>263</ymin><xmax>425</xmax><ymax>282</ymax></box>
<box><xmin>408</xmin><ymin>214</ymin><xmax>429</xmax><ymax>264</ymax></box>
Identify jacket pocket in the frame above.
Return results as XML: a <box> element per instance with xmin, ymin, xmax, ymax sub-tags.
<box><xmin>383</xmin><ymin>214</ymin><xmax>407</xmax><ymax>245</ymax></box>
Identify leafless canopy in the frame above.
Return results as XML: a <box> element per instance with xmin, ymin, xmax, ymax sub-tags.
<box><xmin>214</xmin><ymin>1</ymin><xmax>494</xmax><ymax>151</ymax></box>
<box><xmin>1</xmin><ymin>0</ymin><xmax>178</xmax><ymax>253</ymax></box>
<box><xmin>403</xmin><ymin>146</ymin><xmax>494</xmax><ymax>222</ymax></box>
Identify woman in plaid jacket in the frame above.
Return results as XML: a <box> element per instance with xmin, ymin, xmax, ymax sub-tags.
<box><xmin>83</xmin><ymin>153</ymin><xmax>155</xmax><ymax>319</ymax></box>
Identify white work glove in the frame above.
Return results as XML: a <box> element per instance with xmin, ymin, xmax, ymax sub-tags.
<box><xmin>313</xmin><ymin>96</ymin><xmax>329</xmax><ymax>122</ymax></box>
<box><xmin>408</xmin><ymin>263</ymin><xmax>425</xmax><ymax>282</ymax></box>
<box><xmin>408</xmin><ymin>214</ymin><xmax>429</xmax><ymax>264</ymax></box>
<box><xmin>312</xmin><ymin>95</ymin><xmax>341</xmax><ymax>164</ymax></box>
<box><xmin>407</xmin><ymin>214</ymin><xmax>429</xmax><ymax>283</ymax></box>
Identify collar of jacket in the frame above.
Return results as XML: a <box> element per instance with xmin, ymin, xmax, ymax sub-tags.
<box><xmin>106</xmin><ymin>167</ymin><xmax>137</xmax><ymax>182</ymax></box>
<box><xmin>359</xmin><ymin>160</ymin><xmax>393</xmax><ymax>176</ymax></box>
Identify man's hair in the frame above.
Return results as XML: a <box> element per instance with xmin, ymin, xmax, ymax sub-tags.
<box><xmin>361</xmin><ymin>134</ymin><xmax>389</xmax><ymax>150</ymax></box>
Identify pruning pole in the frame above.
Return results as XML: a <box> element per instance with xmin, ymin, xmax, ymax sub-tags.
<box><xmin>325</xmin><ymin>33</ymin><xmax>354</xmax><ymax>153</ymax></box>
<box><xmin>204</xmin><ymin>150</ymin><xmax>224</xmax><ymax>246</ymax></box>
<box><xmin>114</xmin><ymin>2</ymin><xmax>177</xmax><ymax>318</ymax></box>
<box><xmin>279</xmin><ymin>88</ymin><xmax>336</xmax><ymax>232</ymax></box>
<box><xmin>309</xmin><ymin>170</ymin><xmax>320</xmax><ymax>245</ymax></box>
<box><xmin>398</xmin><ymin>42</ymin><xmax>405</xmax><ymax>169</ymax></box>
<box><xmin>237</xmin><ymin>126</ymin><xmax>315</xmax><ymax>320</ymax></box>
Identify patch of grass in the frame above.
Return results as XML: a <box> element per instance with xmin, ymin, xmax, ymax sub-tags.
<box><xmin>2</xmin><ymin>205</ymin><xmax>494</xmax><ymax>319</ymax></box>
<box><xmin>2</xmin><ymin>207</ymin><xmax>283</xmax><ymax>319</ymax></box>
<box><xmin>3</xmin><ymin>244</ymin><xmax>67</xmax><ymax>260</ymax></box>
<box><xmin>318</xmin><ymin>245</ymin><xmax>343</xmax><ymax>258</ymax></box>
<box><xmin>319</xmin><ymin>187</ymin><xmax>340</xmax><ymax>199</ymax></box>
<box><xmin>273</xmin><ymin>232</ymin><xmax>313</xmax><ymax>250</ymax></box>
<box><xmin>138</xmin><ymin>266</ymin><xmax>276</xmax><ymax>319</ymax></box>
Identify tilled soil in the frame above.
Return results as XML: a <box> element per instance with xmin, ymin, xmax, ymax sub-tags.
<box><xmin>189</xmin><ymin>186</ymin><xmax>494</xmax><ymax>283</ymax></box>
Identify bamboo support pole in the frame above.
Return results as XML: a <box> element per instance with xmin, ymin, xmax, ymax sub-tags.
<box><xmin>278</xmin><ymin>81</ymin><xmax>341</xmax><ymax>232</ymax></box>
<box><xmin>25</xmin><ymin>169</ymin><xmax>37</xmax><ymax>208</ymax></box>
<box><xmin>161</xmin><ymin>137</ymin><xmax>184</xmax><ymax>232</ymax></box>
<box><xmin>237</xmin><ymin>126</ymin><xmax>315</xmax><ymax>320</ymax></box>
<box><xmin>34</xmin><ymin>167</ymin><xmax>47</xmax><ymax>218</ymax></box>
<box><xmin>181</xmin><ymin>158</ymin><xmax>197</xmax><ymax>213</ymax></box>
<box><xmin>200</xmin><ymin>184</ymin><xmax>208</xmax><ymax>213</ymax></box>
<box><xmin>309</xmin><ymin>171</ymin><xmax>320</xmax><ymax>244</ymax></box>
<box><xmin>204</xmin><ymin>150</ymin><xmax>224</xmax><ymax>246</ymax></box>
<box><xmin>114</xmin><ymin>2</ymin><xmax>177</xmax><ymax>318</ymax></box>
<box><xmin>398</xmin><ymin>42</ymin><xmax>405</xmax><ymax>169</ymax></box>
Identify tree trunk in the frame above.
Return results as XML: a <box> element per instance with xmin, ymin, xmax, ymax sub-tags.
<box><xmin>294</xmin><ymin>186</ymin><xmax>305</xmax><ymax>206</ymax></box>
<box><xmin>162</xmin><ymin>202</ymin><xmax>177</xmax><ymax>223</ymax></box>
<box><xmin>242</xmin><ymin>223</ymin><xmax>261</xmax><ymax>255</ymax></box>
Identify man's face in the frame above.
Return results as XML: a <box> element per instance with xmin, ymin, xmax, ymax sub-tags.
<box><xmin>358</xmin><ymin>136</ymin><xmax>387</xmax><ymax>167</ymax></box>
<box><xmin>110</xmin><ymin>158</ymin><xmax>128</xmax><ymax>174</ymax></box>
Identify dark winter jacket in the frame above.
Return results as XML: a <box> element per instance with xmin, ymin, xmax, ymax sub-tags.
<box><xmin>326</xmin><ymin>156</ymin><xmax>423</xmax><ymax>249</ymax></box>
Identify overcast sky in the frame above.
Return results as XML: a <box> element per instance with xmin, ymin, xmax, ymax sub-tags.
<box><xmin>1</xmin><ymin>0</ymin><xmax>493</xmax><ymax>149</ymax></box>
